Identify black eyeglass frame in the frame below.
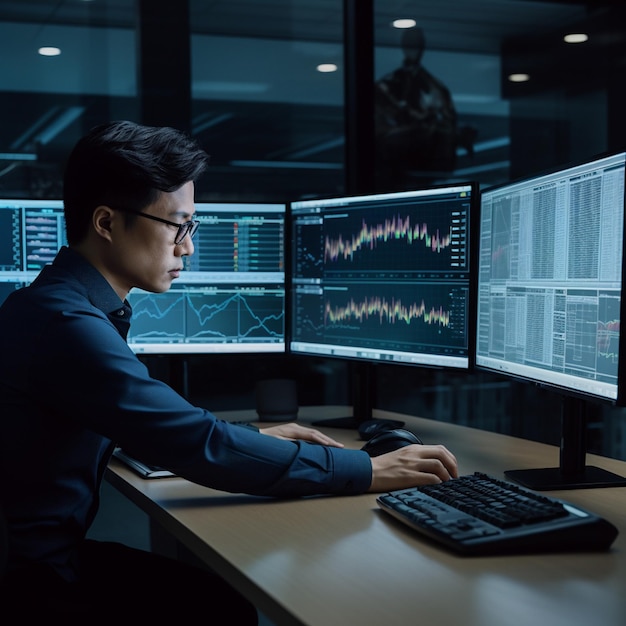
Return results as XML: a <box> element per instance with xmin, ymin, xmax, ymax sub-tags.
<box><xmin>113</xmin><ymin>206</ymin><xmax>200</xmax><ymax>245</ymax></box>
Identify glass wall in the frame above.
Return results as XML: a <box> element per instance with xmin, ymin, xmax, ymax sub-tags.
<box><xmin>3</xmin><ymin>1</ymin><xmax>622</xmax><ymax>203</ymax></box>
<box><xmin>372</xmin><ymin>1</ymin><xmax>624</xmax><ymax>192</ymax></box>
<box><xmin>189</xmin><ymin>11</ymin><xmax>345</xmax><ymax>202</ymax></box>
<box><xmin>0</xmin><ymin>0</ymin><xmax>138</xmax><ymax>199</ymax></box>
<box><xmin>373</xmin><ymin>4</ymin><xmax>507</xmax><ymax>191</ymax></box>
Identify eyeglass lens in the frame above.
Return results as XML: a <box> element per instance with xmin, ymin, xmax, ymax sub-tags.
<box><xmin>175</xmin><ymin>220</ymin><xmax>200</xmax><ymax>244</ymax></box>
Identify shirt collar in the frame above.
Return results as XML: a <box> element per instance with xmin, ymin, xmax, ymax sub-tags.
<box><xmin>53</xmin><ymin>246</ymin><xmax>132</xmax><ymax>333</ymax></box>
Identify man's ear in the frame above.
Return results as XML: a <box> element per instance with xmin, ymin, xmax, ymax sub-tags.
<box><xmin>92</xmin><ymin>205</ymin><xmax>115</xmax><ymax>242</ymax></box>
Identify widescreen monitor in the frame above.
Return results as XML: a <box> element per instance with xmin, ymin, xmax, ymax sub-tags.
<box><xmin>0</xmin><ymin>199</ymin><xmax>286</xmax><ymax>355</ymax></box>
<box><xmin>476</xmin><ymin>151</ymin><xmax>626</xmax><ymax>489</ymax></box>
<box><xmin>289</xmin><ymin>183</ymin><xmax>476</xmax><ymax>424</ymax></box>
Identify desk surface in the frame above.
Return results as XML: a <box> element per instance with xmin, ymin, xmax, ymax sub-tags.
<box><xmin>106</xmin><ymin>407</ymin><xmax>626</xmax><ymax>626</ymax></box>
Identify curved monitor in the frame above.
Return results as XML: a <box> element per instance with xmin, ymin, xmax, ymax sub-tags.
<box><xmin>476</xmin><ymin>151</ymin><xmax>626</xmax><ymax>489</ymax></box>
<box><xmin>289</xmin><ymin>183</ymin><xmax>476</xmax><ymax>423</ymax></box>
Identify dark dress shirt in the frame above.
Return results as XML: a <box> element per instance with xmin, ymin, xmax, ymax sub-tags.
<box><xmin>0</xmin><ymin>246</ymin><xmax>371</xmax><ymax>581</ymax></box>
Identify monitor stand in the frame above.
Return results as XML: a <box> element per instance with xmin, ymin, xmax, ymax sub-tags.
<box><xmin>505</xmin><ymin>395</ymin><xmax>626</xmax><ymax>490</ymax></box>
<box><xmin>312</xmin><ymin>361</ymin><xmax>378</xmax><ymax>429</ymax></box>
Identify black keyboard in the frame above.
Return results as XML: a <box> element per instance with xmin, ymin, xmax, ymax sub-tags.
<box><xmin>376</xmin><ymin>472</ymin><xmax>618</xmax><ymax>555</ymax></box>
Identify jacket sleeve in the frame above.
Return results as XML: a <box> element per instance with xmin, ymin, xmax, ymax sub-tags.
<box><xmin>29</xmin><ymin>305</ymin><xmax>373</xmax><ymax>498</ymax></box>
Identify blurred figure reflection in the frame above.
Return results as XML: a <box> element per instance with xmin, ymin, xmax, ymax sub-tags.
<box><xmin>375</xmin><ymin>27</ymin><xmax>476</xmax><ymax>190</ymax></box>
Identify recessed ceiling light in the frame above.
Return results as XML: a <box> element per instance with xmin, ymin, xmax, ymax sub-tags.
<box><xmin>508</xmin><ymin>73</ymin><xmax>530</xmax><ymax>83</ymax></box>
<box><xmin>38</xmin><ymin>46</ymin><xmax>61</xmax><ymax>56</ymax></box>
<box><xmin>392</xmin><ymin>19</ymin><xmax>417</xmax><ymax>29</ymax></box>
<box><xmin>317</xmin><ymin>63</ymin><xmax>338</xmax><ymax>73</ymax></box>
<box><xmin>564</xmin><ymin>33</ymin><xmax>588</xmax><ymax>44</ymax></box>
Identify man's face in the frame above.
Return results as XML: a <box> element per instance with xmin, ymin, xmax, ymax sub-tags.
<box><xmin>106</xmin><ymin>181</ymin><xmax>197</xmax><ymax>298</ymax></box>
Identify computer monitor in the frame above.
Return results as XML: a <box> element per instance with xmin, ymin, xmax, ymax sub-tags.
<box><xmin>0</xmin><ymin>198</ymin><xmax>67</xmax><ymax>305</ymax></box>
<box><xmin>0</xmin><ymin>199</ymin><xmax>286</xmax><ymax>355</ymax></box>
<box><xmin>476</xmin><ymin>151</ymin><xmax>626</xmax><ymax>489</ymax></box>
<box><xmin>289</xmin><ymin>183</ymin><xmax>476</xmax><ymax>426</ymax></box>
<box><xmin>127</xmin><ymin>202</ymin><xmax>286</xmax><ymax>354</ymax></box>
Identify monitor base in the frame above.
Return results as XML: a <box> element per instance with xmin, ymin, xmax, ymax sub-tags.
<box><xmin>505</xmin><ymin>466</ymin><xmax>626</xmax><ymax>491</ymax></box>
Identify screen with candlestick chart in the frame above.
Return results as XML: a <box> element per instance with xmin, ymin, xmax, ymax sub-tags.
<box><xmin>289</xmin><ymin>183</ymin><xmax>476</xmax><ymax>370</ymax></box>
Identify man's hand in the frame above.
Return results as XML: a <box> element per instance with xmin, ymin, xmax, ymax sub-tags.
<box><xmin>368</xmin><ymin>444</ymin><xmax>458</xmax><ymax>493</ymax></box>
<box><xmin>259</xmin><ymin>422</ymin><xmax>345</xmax><ymax>448</ymax></box>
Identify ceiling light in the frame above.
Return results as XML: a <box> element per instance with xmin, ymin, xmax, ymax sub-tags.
<box><xmin>38</xmin><ymin>46</ymin><xmax>61</xmax><ymax>56</ymax></box>
<box><xmin>564</xmin><ymin>33</ymin><xmax>588</xmax><ymax>44</ymax></box>
<box><xmin>317</xmin><ymin>63</ymin><xmax>338</xmax><ymax>73</ymax></box>
<box><xmin>508</xmin><ymin>73</ymin><xmax>530</xmax><ymax>83</ymax></box>
<box><xmin>392</xmin><ymin>19</ymin><xmax>417</xmax><ymax>29</ymax></box>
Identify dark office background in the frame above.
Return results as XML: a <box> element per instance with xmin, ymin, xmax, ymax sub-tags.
<box><xmin>1</xmin><ymin>0</ymin><xmax>625</xmax><ymax>465</ymax></box>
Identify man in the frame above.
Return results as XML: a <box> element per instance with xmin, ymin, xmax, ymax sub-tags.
<box><xmin>0</xmin><ymin>120</ymin><xmax>457</xmax><ymax>622</ymax></box>
<box><xmin>375</xmin><ymin>27</ymin><xmax>476</xmax><ymax>190</ymax></box>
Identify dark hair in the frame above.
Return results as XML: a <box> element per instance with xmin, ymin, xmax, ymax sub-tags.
<box><xmin>63</xmin><ymin>120</ymin><xmax>210</xmax><ymax>244</ymax></box>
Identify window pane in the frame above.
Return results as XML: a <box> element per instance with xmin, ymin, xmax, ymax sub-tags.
<box><xmin>373</xmin><ymin>0</ymin><xmax>605</xmax><ymax>192</ymax></box>
<box><xmin>190</xmin><ymin>0</ymin><xmax>345</xmax><ymax>202</ymax></box>
<box><xmin>0</xmin><ymin>0</ymin><xmax>138</xmax><ymax>198</ymax></box>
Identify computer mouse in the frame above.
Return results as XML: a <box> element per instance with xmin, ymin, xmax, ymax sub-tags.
<box><xmin>357</xmin><ymin>417</ymin><xmax>406</xmax><ymax>441</ymax></box>
<box><xmin>360</xmin><ymin>428</ymin><xmax>423</xmax><ymax>457</ymax></box>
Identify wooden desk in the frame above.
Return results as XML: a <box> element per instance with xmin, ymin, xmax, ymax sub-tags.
<box><xmin>105</xmin><ymin>407</ymin><xmax>626</xmax><ymax>626</ymax></box>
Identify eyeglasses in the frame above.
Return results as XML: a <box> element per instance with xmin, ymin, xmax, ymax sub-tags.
<box><xmin>113</xmin><ymin>207</ymin><xmax>200</xmax><ymax>245</ymax></box>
